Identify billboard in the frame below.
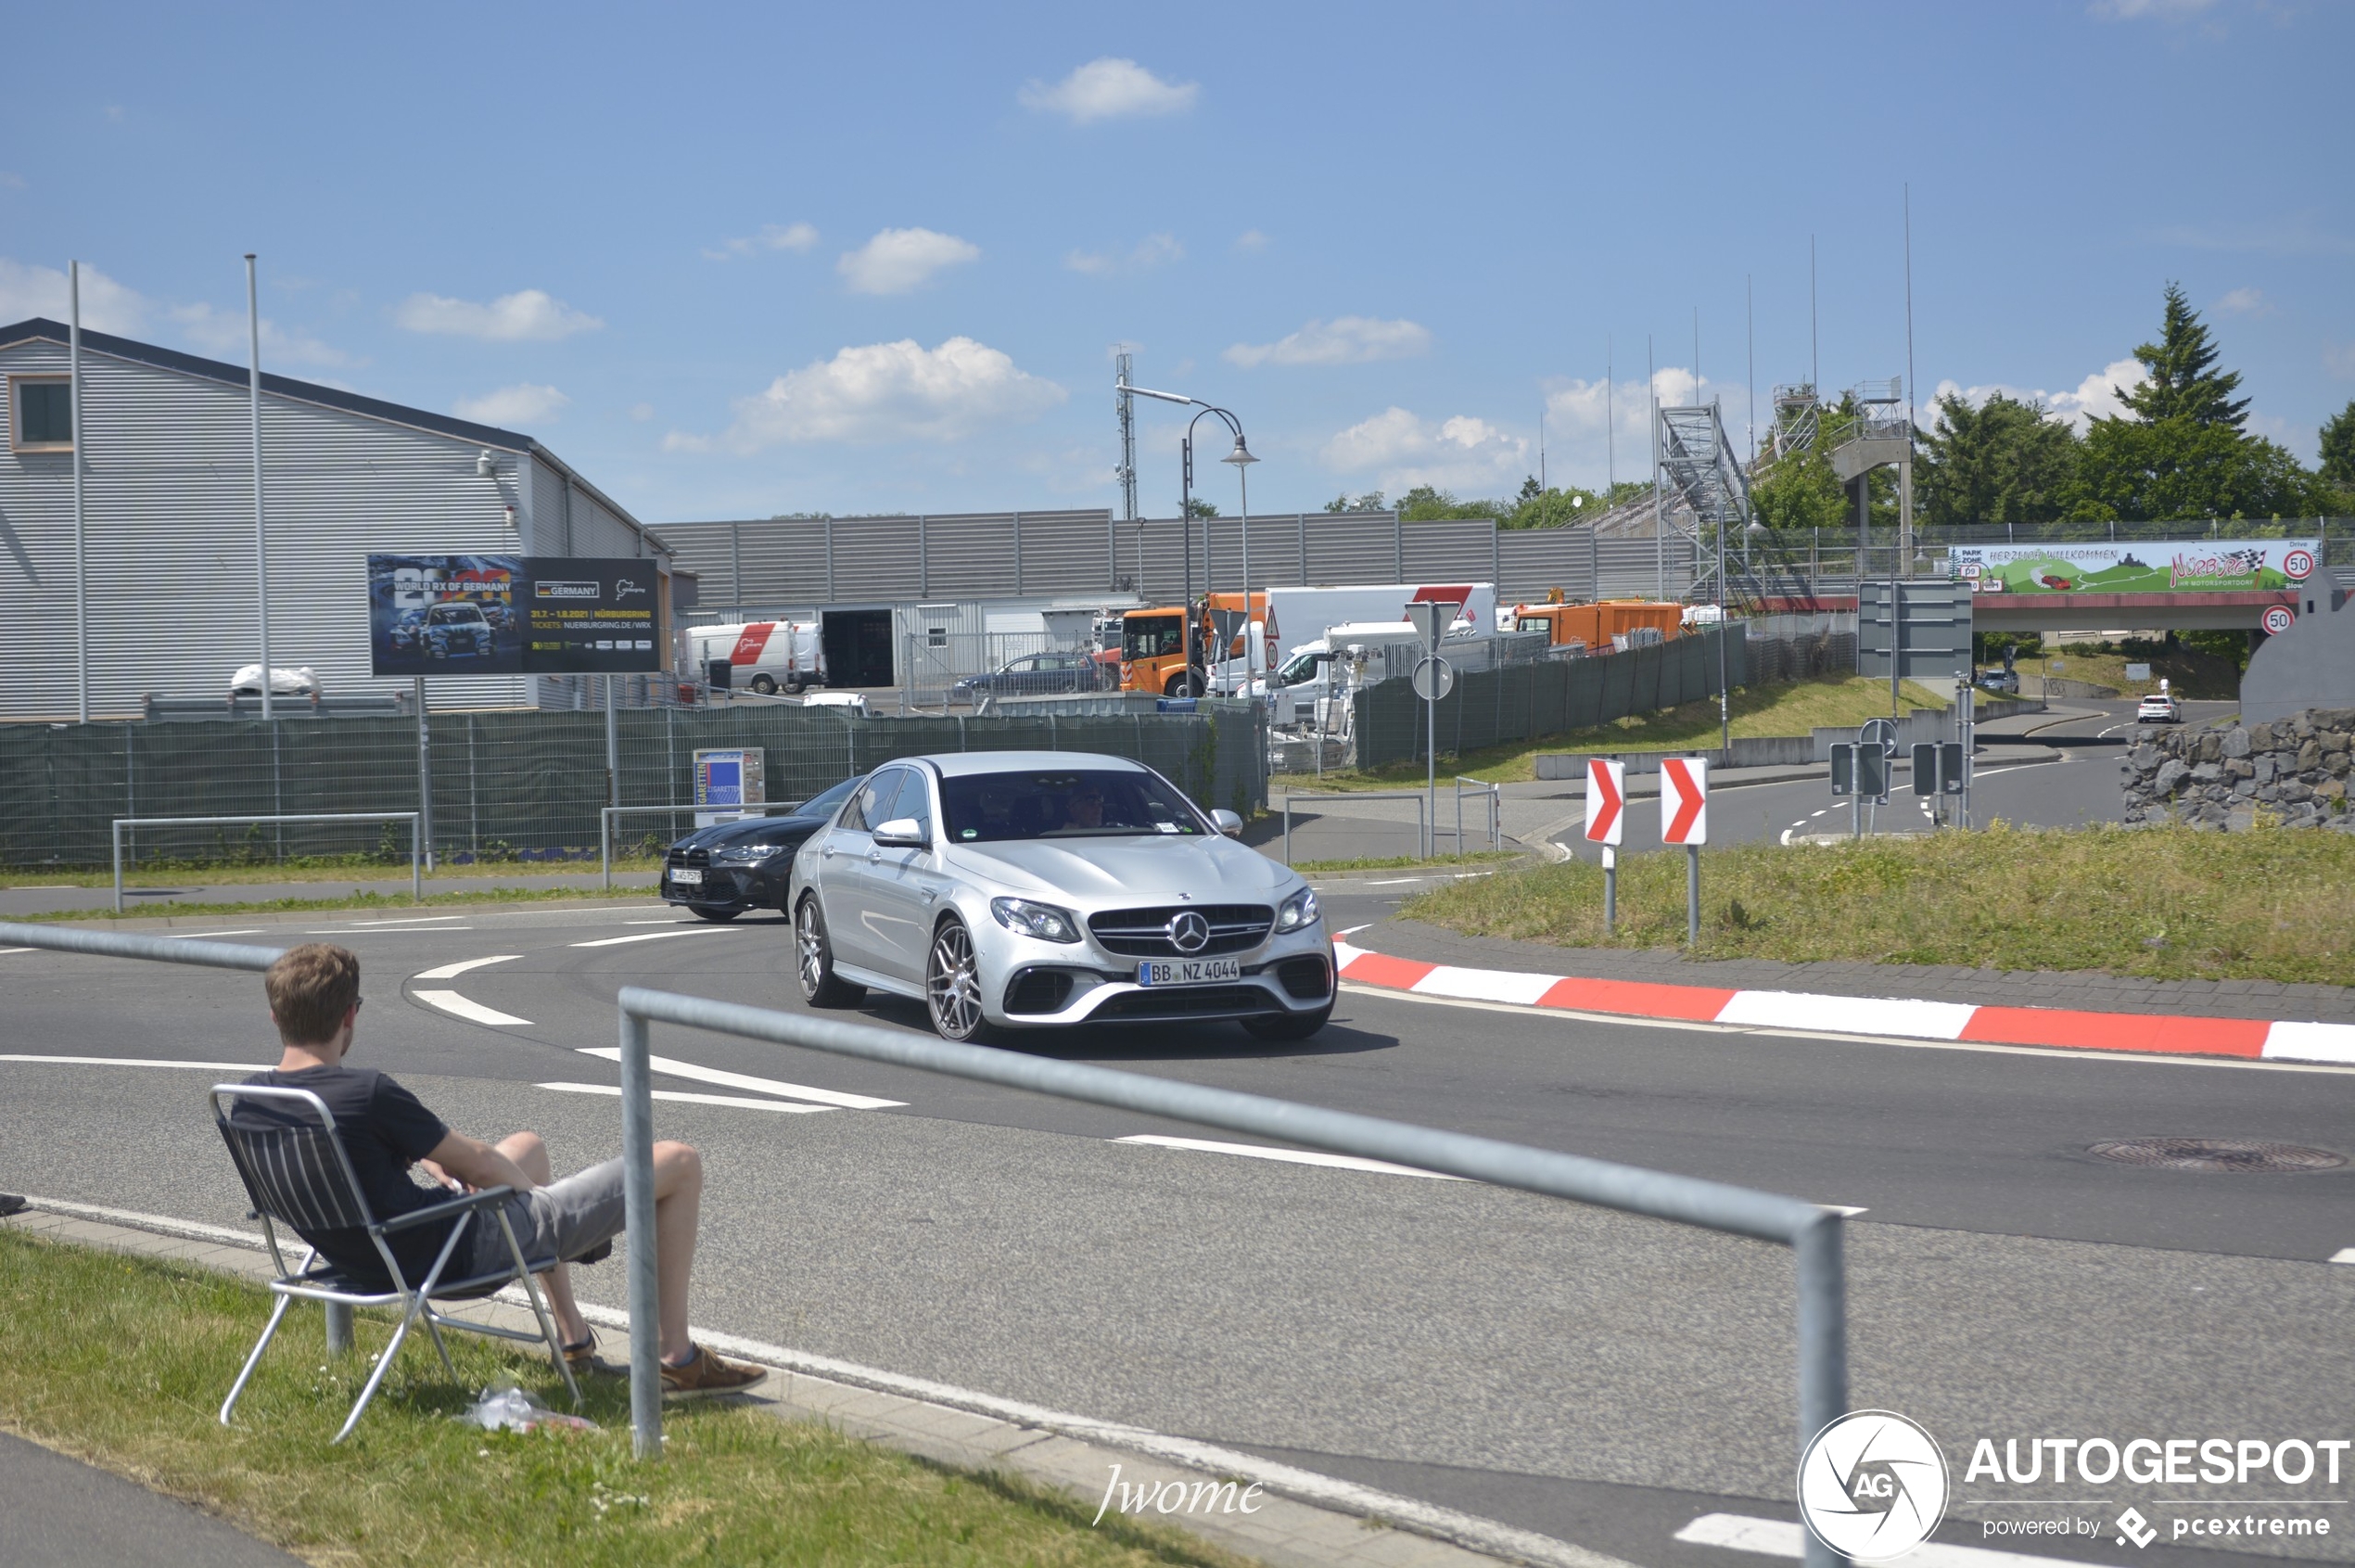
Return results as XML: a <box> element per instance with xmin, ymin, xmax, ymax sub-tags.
<box><xmin>1950</xmin><ymin>540</ymin><xmax>2319</xmax><ymax>596</ymax></box>
<box><xmin>368</xmin><ymin>555</ymin><xmax>664</xmax><ymax>676</ymax></box>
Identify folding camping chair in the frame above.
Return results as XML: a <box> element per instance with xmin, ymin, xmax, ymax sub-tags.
<box><xmin>210</xmin><ymin>1084</ymin><xmax>581</xmax><ymax>1442</ymax></box>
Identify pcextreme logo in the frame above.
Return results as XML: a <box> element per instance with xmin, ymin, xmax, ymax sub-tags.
<box><xmin>1799</xmin><ymin>1411</ymin><xmax>1951</xmax><ymax>1562</ymax></box>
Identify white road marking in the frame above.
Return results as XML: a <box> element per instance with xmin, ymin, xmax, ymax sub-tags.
<box><xmin>576</xmin><ymin>1046</ymin><xmax>905</xmax><ymax>1109</ymax></box>
<box><xmin>10</xmin><ymin>1196</ymin><xmax>267</xmax><ymax>1249</ymax></box>
<box><xmin>537</xmin><ymin>1082</ymin><xmax>838</xmax><ymax>1115</ymax></box>
<box><xmin>1337</xmin><ymin>924</ymin><xmax>1373</xmax><ymax>937</ymax></box>
<box><xmin>1676</xmin><ymin>1511</ymin><xmax>2073</xmax><ymax>1567</ymax></box>
<box><xmin>1362</xmin><ymin>877</ymin><xmax>1429</xmax><ymax>886</ymax></box>
<box><xmin>412</xmin><ymin>988</ymin><xmax>533</xmax><ymax>1026</ymax></box>
<box><xmin>1819</xmin><ymin>1205</ymin><xmax>1868</xmax><ymax>1217</ymax></box>
<box><xmin>0</xmin><ymin>948</ymin><xmax>30</xmax><ymax>956</ymax></box>
<box><xmin>2331</xmin><ymin>1247</ymin><xmax>2355</xmax><ymax>1265</ymax></box>
<box><xmin>309</xmin><ymin>925</ymin><xmax>473</xmax><ymax>935</ymax></box>
<box><xmin>1115</xmin><ymin>1135</ymin><xmax>1466</xmax><ymax>1180</ymax></box>
<box><xmin>162</xmin><ymin>929</ymin><xmax>267</xmax><ymax>939</ymax></box>
<box><xmin>0</xmin><ymin>1053</ymin><xmax>270</xmax><ymax>1070</ymax></box>
<box><xmin>570</xmin><ymin>928</ymin><xmax>741</xmax><ymax>948</ymax></box>
<box><xmin>626</xmin><ymin>917</ymin><xmax>697</xmax><ymax>924</ymax></box>
<box><xmin>412</xmin><ymin>954</ymin><xmax>522</xmax><ymax>981</ymax></box>
<box><xmin>337</xmin><ymin>915</ymin><xmax>472</xmax><ymax>926</ymax></box>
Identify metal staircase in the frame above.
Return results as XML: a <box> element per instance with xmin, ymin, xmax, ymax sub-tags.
<box><xmin>1655</xmin><ymin>400</ymin><xmax>1753</xmax><ymax>608</ymax></box>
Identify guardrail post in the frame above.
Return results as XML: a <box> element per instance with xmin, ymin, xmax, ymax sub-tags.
<box><xmin>1795</xmin><ymin>1212</ymin><xmax>1849</xmax><ymax>1568</ymax></box>
<box><xmin>325</xmin><ymin>1301</ymin><xmax>354</xmax><ymax>1356</ymax></box>
<box><xmin>602</xmin><ymin>807</ymin><xmax>614</xmax><ymax>893</ymax></box>
<box><xmin>112</xmin><ymin>821</ymin><xmax>124</xmax><ymax>914</ymax></box>
<box><xmin>617</xmin><ymin>1007</ymin><xmax>663</xmax><ymax>1460</ymax></box>
<box><xmin>411</xmin><ymin>813</ymin><xmax>422</xmax><ymax>904</ymax></box>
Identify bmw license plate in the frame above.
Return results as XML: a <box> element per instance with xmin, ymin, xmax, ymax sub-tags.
<box><xmin>1137</xmin><ymin>959</ymin><xmax>1241</xmax><ymax>987</ymax></box>
<box><xmin>670</xmin><ymin>868</ymin><xmax>703</xmax><ymax>886</ymax></box>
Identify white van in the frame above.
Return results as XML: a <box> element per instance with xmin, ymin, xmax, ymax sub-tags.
<box><xmin>688</xmin><ymin>621</ymin><xmax>822</xmax><ymax>695</ymax></box>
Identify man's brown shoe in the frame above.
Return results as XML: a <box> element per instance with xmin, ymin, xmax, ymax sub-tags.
<box><xmin>659</xmin><ymin>1345</ymin><xmax>768</xmax><ymax>1399</ymax></box>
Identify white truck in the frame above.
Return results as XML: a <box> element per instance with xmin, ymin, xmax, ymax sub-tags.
<box><xmin>1206</xmin><ymin>582</ymin><xmax>1496</xmax><ymax>692</ymax></box>
<box><xmin>686</xmin><ymin>620</ymin><xmax>823</xmax><ymax>695</ymax></box>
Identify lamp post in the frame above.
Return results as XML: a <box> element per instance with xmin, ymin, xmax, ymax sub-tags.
<box><xmin>1224</xmin><ymin>436</ymin><xmax>1257</xmax><ymax>695</ymax></box>
<box><xmin>1126</xmin><ymin>387</ymin><xmax>1251</xmax><ymax>697</ymax></box>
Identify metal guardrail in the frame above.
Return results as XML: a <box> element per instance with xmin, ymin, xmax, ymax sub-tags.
<box><xmin>1279</xmin><ymin>790</ymin><xmax>1428</xmax><ymax>866</ymax></box>
<box><xmin>2</xmin><ymin>921</ymin><xmax>1851</xmax><ymax>1568</ymax></box>
<box><xmin>112</xmin><ymin>812</ymin><xmax>420</xmax><ymax>913</ymax></box>
<box><xmin>1453</xmin><ymin>777</ymin><xmax>1503</xmax><ymax>856</ymax></box>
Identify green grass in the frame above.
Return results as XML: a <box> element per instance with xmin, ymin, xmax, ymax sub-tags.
<box><xmin>1275</xmin><ymin>675</ymin><xmax>1955</xmax><ymax>790</ymax></box>
<box><xmin>0</xmin><ymin>1230</ymin><xmax>1250</xmax><ymax>1568</ymax></box>
<box><xmin>2027</xmin><ymin>646</ymin><xmax>2242</xmax><ymax>700</ymax></box>
<box><xmin>2</xmin><ymin>886</ymin><xmax>660</xmax><ymax>924</ymax></box>
<box><xmin>7</xmin><ymin>856</ymin><xmax>668</xmax><ymax>889</ymax></box>
<box><xmin>1401</xmin><ymin>821</ymin><xmax>2355</xmax><ymax>985</ymax></box>
<box><xmin>1285</xmin><ymin>851</ymin><xmax>1522</xmax><ymax>873</ymax></box>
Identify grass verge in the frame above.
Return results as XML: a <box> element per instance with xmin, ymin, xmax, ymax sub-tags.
<box><xmin>1287</xmin><ymin>851</ymin><xmax>1522</xmax><ymax>873</ymax></box>
<box><xmin>0</xmin><ymin>1230</ymin><xmax>1247</xmax><ymax>1568</ymax></box>
<box><xmin>2025</xmin><ymin>647</ymin><xmax>2241</xmax><ymax>700</ymax></box>
<box><xmin>1275</xmin><ymin>675</ymin><xmax>1954</xmax><ymax>790</ymax></box>
<box><xmin>3</xmin><ymin>886</ymin><xmax>664</xmax><ymax>924</ymax></box>
<box><xmin>1401</xmin><ymin>821</ymin><xmax>2355</xmax><ymax>986</ymax></box>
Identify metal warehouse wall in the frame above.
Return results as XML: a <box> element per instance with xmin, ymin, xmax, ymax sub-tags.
<box><xmin>656</xmin><ymin>511</ymin><xmax>1699</xmax><ymax>616</ymax></box>
<box><xmin>0</xmin><ymin>336</ymin><xmax>669</xmax><ymax>721</ymax></box>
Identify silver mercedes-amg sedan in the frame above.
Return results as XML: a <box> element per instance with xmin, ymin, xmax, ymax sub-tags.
<box><xmin>787</xmin><ymin>751</ymin><xmax>1333</xmax><ymax>1043</ymax></box>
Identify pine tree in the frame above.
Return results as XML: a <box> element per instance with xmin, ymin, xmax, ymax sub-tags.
<box><xmin>2114</xmin><ymin>282</ymin><xmax>2249</xmax><ymax>431</ymax></box>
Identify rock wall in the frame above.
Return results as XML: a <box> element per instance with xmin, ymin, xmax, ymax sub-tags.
<box><xmin>2120</xmin><ymin>708</ymin><xmax>2355</xmax><ymax>830</ymax></box>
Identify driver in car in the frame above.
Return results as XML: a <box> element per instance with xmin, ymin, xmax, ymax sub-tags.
<box><xmin>1065</xmin><ymin>784</ymin><xmax>1107</xmax><ymax>830</ymax></box>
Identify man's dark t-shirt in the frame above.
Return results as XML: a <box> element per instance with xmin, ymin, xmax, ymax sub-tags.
<box><xmin>235</xmin><ymin>1066</ymin><xmax>458</xmax><ymax>1291</ymax></box>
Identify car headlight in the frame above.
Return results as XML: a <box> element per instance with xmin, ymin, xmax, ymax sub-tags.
<box><xmin>991</xmin><ymin>897</ymin><xmax>1081</xmax><ymax>943</ymax></box>
<box><xmin>1275</xmin><ymin>886</ymin><xmax>1320</xmax><ymax>933</ymax></box>
<box><xmin>712</xmin><ymin>843</ymin><xmax>784</xmax><ymax>864</ymax></box>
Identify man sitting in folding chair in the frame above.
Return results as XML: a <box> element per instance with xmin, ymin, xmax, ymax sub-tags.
<box><xmin>214</xmin><ymin>942</ymin><xmax>763</xmax><ymax>1440</ymax></box>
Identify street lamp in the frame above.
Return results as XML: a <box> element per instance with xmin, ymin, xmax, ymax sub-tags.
<box><xmin>1126</xmin><ymin>385</ymin><xmax>1249</xmax><ymax>696</ymax></box>
<box><xmin>1222</xmin><ymin>434</ymin><xmax>1257</xmax><ymax>695</ymax></box>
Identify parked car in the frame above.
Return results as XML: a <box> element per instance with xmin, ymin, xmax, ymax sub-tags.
<box><xmin>228</xmin><ymin>664</ymin><xmax>319</xmax><ymax>697</ymax></box>
<box><xmin>1976</xmin><ymin>668</ymin><xmax>2020</xmax><ymax>695</ymax></box>
<box><xmin>948</xmin><ymin>651</ymin><xmax>1110</xmax><ymax>705</ymax></box>
<box><xmin>660</xmin><ymin>776</ymin><xmax>864</xmax><ymax>922</ymax></box>
<box><xmin>789</xmin><ymin>752</ymin><xmax>1333</xmax><ymax>1043</ymax></box>
<box><xmin>2136</xmin><ymin>691</ymin><xmax>2183</xmax><ymax>724</ymax></box>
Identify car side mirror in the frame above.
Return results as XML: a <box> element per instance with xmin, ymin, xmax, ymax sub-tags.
<box><xmin>872</xmin><ymin>817</ymin><xmax>929</xmax><ymax>849</ymax></box>
<box><xmin>1211</xmin><ymin>809</ymin><xmax>1243</xmax><ymax>838</ymax></box>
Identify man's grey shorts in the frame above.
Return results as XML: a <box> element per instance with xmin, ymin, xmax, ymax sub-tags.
<box><xmin>467</xmin><ymin>1157</ymin><xmax>627</xmax><ymax>1276</ymax></box>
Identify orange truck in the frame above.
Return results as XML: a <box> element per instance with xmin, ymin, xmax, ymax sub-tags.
<box><xmin>1118</xmin><ymin>593</ymin><xmax>1274</xmax><ymax>696</ymax></box>
<box><xmin>1511</xmin><ymin>598</ymin><xmax>1682</xmax><ymax>653</ymax></box>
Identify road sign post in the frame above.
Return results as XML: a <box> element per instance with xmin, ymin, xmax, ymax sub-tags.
<box><xmin>1406</xmin><ymin>600</ymin><xmax>1455</xmax><ymax>859</ymax></box>
<box><xmin>1661</xmin><ymin>758</ymin><xmax>1708</xmax><ymax>946</ymax></box>
<box><xmin>1585</xmin><ymin>758</ymin><xmax>1625</xmax><ymax>933</ymax></box>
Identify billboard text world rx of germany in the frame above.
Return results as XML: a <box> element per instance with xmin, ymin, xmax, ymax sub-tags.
<box><xmin>367</xmin><ymin>555</ymin><xmax>664</xmax><ymax>677</ymax></box>
<box><xmin>1949</xmin><ymin>540</ymin><xmax>2320</xmax><ymax>596</ymax></box>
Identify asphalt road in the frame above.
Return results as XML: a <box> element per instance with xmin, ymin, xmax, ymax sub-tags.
<box><xmin>6</xmin><ymin>876</ymin><xmax>2350</xmax><ymax>1565</ymax></box>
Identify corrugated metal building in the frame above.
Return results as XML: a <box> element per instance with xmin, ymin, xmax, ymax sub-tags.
<box><xmin>0</xmin><ymin>316</ymin><xmax>670</xmax><ymax>720</ymax></box>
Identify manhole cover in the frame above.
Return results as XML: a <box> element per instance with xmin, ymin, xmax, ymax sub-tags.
<box><xmin>2088</xmin><ymin>1138</ymin><xmax>2347</xmax><ymax>1174</ymax></box>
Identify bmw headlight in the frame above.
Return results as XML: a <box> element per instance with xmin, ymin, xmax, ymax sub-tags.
<box><xmin>713</xmin><ymin>843</ymin><xmax>784</xmax><ymax>864</ymax></box>
<box><xmin>1275</xmin><ymin>886</ymin><xmax>1320</xmax><ymax>933</ymax></box>
<box><xmin>991</xmin><ymin>897</ymin><xmax>1081</xmax><ymax>943</ymax></box>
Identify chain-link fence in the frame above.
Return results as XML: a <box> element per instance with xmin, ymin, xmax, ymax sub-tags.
<box><xmin>1349</xmin><ymin>627</ymin><xmax>1746</xmax><ymax>767</ymax></box>
<box><xmin>0</xmin><ymin>702</ymin><xmax>1268</xmax><ymax>870</ymax></box>
<box><xmin>899</xmin><ymin>631</ymin><xmax>1117</xmax><ymax>709</ymax></box>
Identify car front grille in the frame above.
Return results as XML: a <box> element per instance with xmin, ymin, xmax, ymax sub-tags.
<box><xmin>667</xmin><ymin>847</ymin><xmax>712</xmax><ymax>870</ymax></box>
<box><xmin>1088</xmin><ymin>904</ymin><xmax>1273</xmax><ymax>958</ymax></box>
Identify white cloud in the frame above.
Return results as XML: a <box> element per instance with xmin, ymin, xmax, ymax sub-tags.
<box><xmin>2090</xmin><ymin>0</ymin><xmax>2216</xmax><ymax>17</ymax></box>
<box><xmin>2322</xmin><ymin>342</ymin><xmax>2355</xmax><ymax>379</ymax></box>
<box><xmin>1927</xmin><ymin>358</ymin><xmax>2147</xmax><ymax>431</ymax></box>
<box><xmin>1233</xmin><ymin>230</ymin><xmax>1268</xmax><ymax>254</ymax></box>
<box><xmin>1018</xmin><ymin>58</ymin><xmax>1197</xmax><ymax>123</ymax></box>
<box><xmin>2213</xmin><ymin>286</ymin><xmax>2270</xmax><ymax>316</ymax></box>
<box><xmin>168</xmin><ymin>301</ymin><xmax>353</xmax><ymax>368</ymax></box>
<box><xmin>668</xmin><ymin>337</ymin><xmax>1065</xmax><ymax>452</ymax></box>
<box><xmin>1536</xmin><ymin>368</ymin><xmax>1748</xmax><ymax>491</ymax></box>
<box><xmin>1065</xmin><ymin>233</ymin><xmax>1182</xmax><ymax>276</ymax></box>
<box><xmin>393</xmin><ymin>287</ymin><xmax>603</xmax><ymax>341</ymax></box>
<box><xmin>0</xmin><ymin>258</ymin><xmax>150</xmax><ymax>333</ymax></box>
<box><xmin>629</xmin><ymin>401</ymin><xmax>656</xmax><ymax>422</ymax></box>
<box><xmin>704</xmin><ymin>222</ymin><xmax>819</xmax><ymax>261</ymax></box>
<box><xmin>836</xmin><ymin>228</ymin><xmax>980</xmax><ymax>295</ymax></box>
<box><xmin>1225</xmin><ymin>316</ymin><xmax>1433</xmax><ymax>369</ymax></box>
<box><xmin>452</xmin><ymin>383</ymin><xmax>569</xmax><ymax>426</ymax></box>
<box><xmin>1321</xmin><ymin>407</ymin><xmax>1530</xmax><ymax>494</ymax></box>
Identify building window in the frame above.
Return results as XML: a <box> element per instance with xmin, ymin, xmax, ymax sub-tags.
<box><xmin>10</xmin><ymin>376</ymin><xmax>73</xmax><ymax>453</ymax></box>
<box><xmin>928</xmin><ymin>627</ymin><xmax>948</xmax><ymax>647</ymax></box>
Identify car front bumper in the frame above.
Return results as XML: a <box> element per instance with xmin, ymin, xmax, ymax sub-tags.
<box><xmin>975</xmin><ymin>924</ymin><xmax>1336</xmax><ymax>1028</ymax></box>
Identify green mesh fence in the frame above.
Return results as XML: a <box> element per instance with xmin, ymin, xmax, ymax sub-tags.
<box><xmin>1350</xmin><ymin>627</ymin><xmax>1746</xmax><ymax>767</ymax></box>
<box><xmin>0</xmin><ymin>702</ymin><xmax>1267</xmax><ymax>869</ymax></box>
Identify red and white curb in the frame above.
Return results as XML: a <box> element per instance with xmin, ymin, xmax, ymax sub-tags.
<box><xmin>1332</xmin><ymin>941</ymin><xmax>2355</xmax><ymax>1066</ymax></box>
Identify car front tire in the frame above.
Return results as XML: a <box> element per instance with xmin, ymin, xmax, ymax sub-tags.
<box><xmin>1241</xmin><ymin>1006</ymin><xmax>1332</xmax><ymax>1041</ymax></box>
<box><xmin>796</xmin><ymin>895</ymin><xmax>865</xmax><ymax>1008</ymax></box>
<box><xmin>924</xmin><ymin>915</ymin><xmax>998</xmax><ymax>1044</ymax></box>
<box><xmin>748</xmin><ymin>674</ymin><xmax>778</xmax><ymax>695</ymax></box>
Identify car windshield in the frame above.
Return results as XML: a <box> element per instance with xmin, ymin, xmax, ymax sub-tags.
<box><xmin>938</xmin><ymin>769</ymin><xmax>1206</xmax><ymax>842</ymax></box>
<box><xmin>796</xmin><ymin>776</ymin><xmax>861</xmax><ymax>818</ymax></box>
<box><xmin>1123</xmin><ymin>617</ymin><xmax>1184</xmax><ymax>660</ymax></box>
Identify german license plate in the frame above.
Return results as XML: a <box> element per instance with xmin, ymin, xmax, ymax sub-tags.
<box><xmin>670</xmin><ymin>868</ymin><xmax>702</xmax><ymax>886</ymax></box>
<box><xmin>1137</xmin><ymin>958</ymin><xmax>1241</xmax><ymax>987</ymax></box>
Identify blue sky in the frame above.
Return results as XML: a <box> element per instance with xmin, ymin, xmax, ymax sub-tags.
<box><xmin>6</xmin><ymin>1</ymin><xmax>2349</xmax><ymax>525</ymax></box>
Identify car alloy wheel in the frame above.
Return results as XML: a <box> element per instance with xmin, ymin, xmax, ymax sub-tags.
<box><xmin>796</xmin><ymin>896</ymin><xmax>863</xmax><ymax>1008</ymax></box>
<box><xmin>925</xmin><ymin>917</ymin><xmax>989</xmax><ymax>1042</ymax></box>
